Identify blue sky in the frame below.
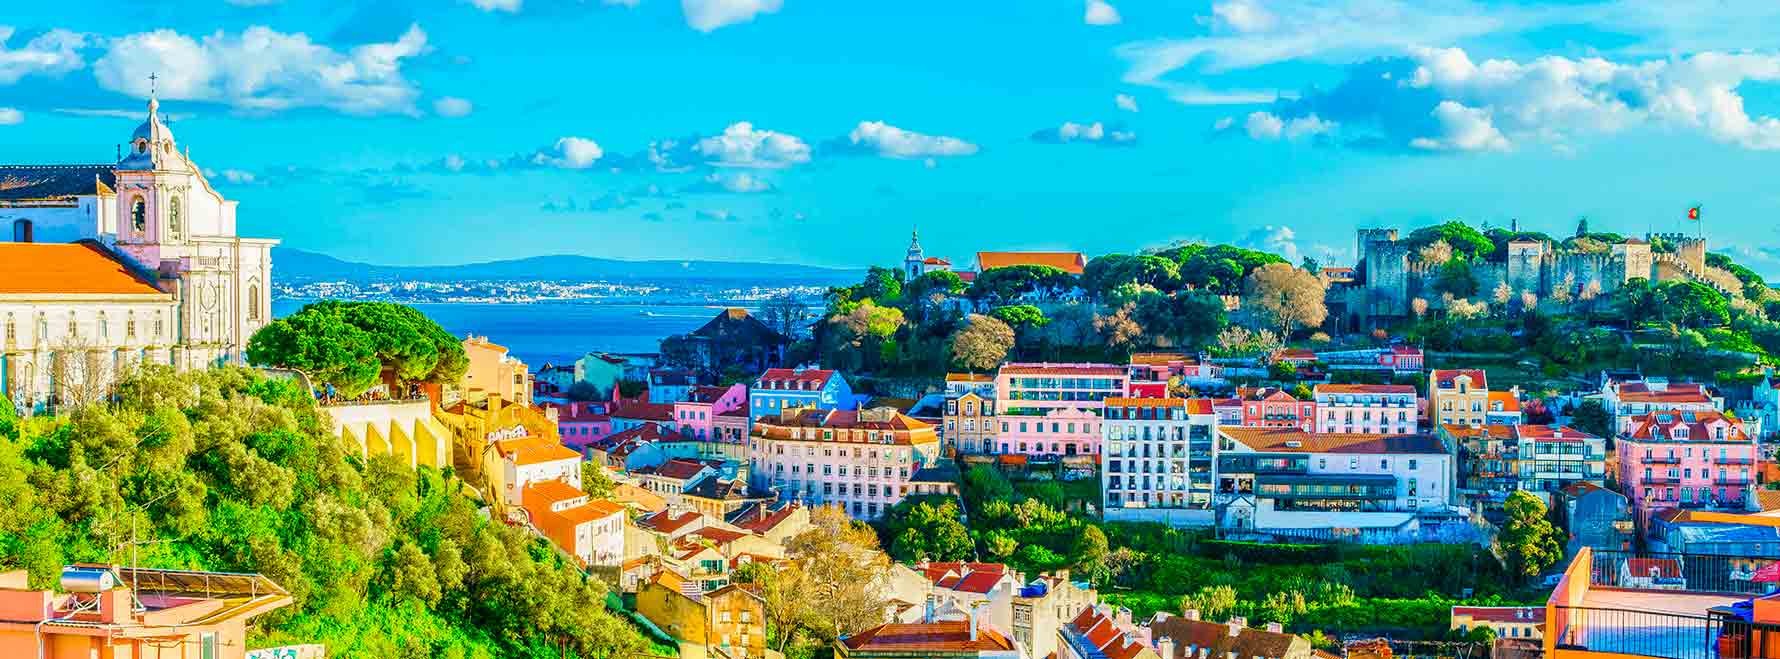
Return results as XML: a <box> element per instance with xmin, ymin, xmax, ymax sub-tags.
<box><xmin>5</xmin><ymin>1</ymin><xmax>1780</xmax><ymax>273</ymax></box>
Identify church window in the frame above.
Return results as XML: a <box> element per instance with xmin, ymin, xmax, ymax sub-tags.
<box><xmin>169</xmin><ymin>197</ymin><xmax>182</xmax><ymax>240</ymax></box>
<box><xmin>36</xmin><ymin>314</ymin><xmax>48</xmax><ymax>344</ymax></box>
<box><xmin>126</xmin><ymin>313</ymin><xmax>136</xmax><ymax>338</ymax></box>
<box><xmin>131</xmin><ymin>198</ymin><xmax>147</xmax><ymax>233</ymax></box>
<box><xmin>67</xmin><ymin>314</ymin><xmax>78</xmax><ymax>338</ymax></box>
<box><xmin>97</xmin><ymin>313</ymin><xmax>108</xmax><ymax>340</ymax></box>
<box><xmin>154</xmin><ymin>313</ymin><xmax>164</xmax><ymax>339</ymax></box>
<box><xmin>248</xmin><ymin>283</ymin><xmax>262</xmax><ymax>321</ymax></box>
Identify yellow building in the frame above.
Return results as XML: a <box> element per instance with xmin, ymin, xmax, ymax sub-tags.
<box><xmin>636</xmin><ymin>571</ymin><xmax>768</xmax><ymax>659</ymax></box>
<box><xmin>1430</xmin><ymin>369</ymin><xmax>1490</xmax><ymax>427</ymax></box>
<box><xmin>463</xmin><ymin>335</ymin><xmax>532</xmax><ymax>406</ymax></box>
<box><xmin>435</xmin><ymin>393</ymin><xmax>563</xmax><ymax>510</ymax></box>
<box><xmin>944</xmin><ymin>389</ymin><xmax>997</xmax><ymax>456</ymax></box>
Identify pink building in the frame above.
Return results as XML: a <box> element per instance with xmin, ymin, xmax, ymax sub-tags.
<box><xmin>1380</xmin><ymin>345</ymin><xmax>1424</xmax><ymax>373</ymax></box>
<box><xmin>1600</xmin><ymin>379</ymin><xmax>1724</xmax><ymax>435</ymax></box>
<box><xmin>1232</xmin><ymin>388</ymin><xmax>1315</xmax><ymax>430</ymax></box>
<box><xmin>674</xmin><ymin>384</ymin><xmax>748</xmax><ymax>442</ymax></box>
<box><xmin>1616</xmin><ymin>410</ymin><xmax>1758</xmax><ymax>526</ymax></box>
<box><xmin>994</xmin><ymin>363</ymin><xmax>1126</xmax><ymax>458</ymax></box>
<box><xmin>549</xmin><ymin>401</ymin><xmax>612</xmax><ymax>452</ymax></box>
<box><xmin>1312</xmin><ymin>384</ymin><xmax>1418</xmax><ymax>434</ymax></box>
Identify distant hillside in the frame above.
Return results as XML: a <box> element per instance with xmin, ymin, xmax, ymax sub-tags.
<box><xmin>273</xmin><ymin>247</ymin><xmax>861</xmax><ymax>285</ymax></box>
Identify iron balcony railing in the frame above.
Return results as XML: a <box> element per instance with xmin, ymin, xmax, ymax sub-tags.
<box><xmin>1588</xmin><ymin>550</ymin><xmax>1780</xmax><ymax>596</ymax></box>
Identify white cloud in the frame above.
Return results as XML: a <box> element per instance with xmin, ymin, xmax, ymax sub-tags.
<box><xmin>1242</xmin><ymin>111</ymin><xmax>1335</xmax><ymax>141</ymax></box>
<box><xmin>707</xmin><ymin>172</ymin><xmax>773</xmax><ymax>193</ymax></box>
<box><xmin>470</xmin><ymin>0</ymin><xmax>522</xmax><ymax>11</ymax></box>
<box><xmin>1212</xmin><ymin>117</ymin><xmax>1235</xmax><ymax>131</ymax></box>
<box><xmin>532</xmin><ymin>137</ymin><xmax>604</xmax><ymax>169</ymax></box>
<box><xmin>1115</xmin><ymin>94</ymin><xmax>1139</xmax><ymax>112</ymax></box>
<box><xmin>204</xmin><ymin>168</ymin><xmax>259</xmax><ymax>184</ymax></box>
<box><xmin>1085</xmin><ymin>0</ymin><xmax>1121</xmax><ymax>26</ymax></box>
<box><xmin>1402</xmin><ymin>47</ymin><xmax>1780</xmax><ymax>151</ymax></box>
<box><xmin>0</xmin><ymin>107</ymin><xmax>21</xmax><ymax>125</ymax></box>
<box><xmin>1239</xmin><ymin>225</ymin><xmax>1299</xmax><ymax>262</ymax></box>
<box><xmin>1211</xmin><ymin>0</ymin><xmax>1277</xmax><ymax>32</ymax></box>
<box><xmin>1409</xmin><ymin>101</ymin><xmax>1510</xmax><ymax>152</ymax></box>
<box><xmin>433</xmin><ymin>96</ymin><xmax>473</xmax><ymax>117</ymax></box>
<box><xmin>1039</xmin><ymin>121</ymin><xmax>1137</xmax><ymax>145</ymax></box>
<box><xmin>0</xmin><ymin>27</ymin><xmax>86</xmax><ymax>84</ymax></box>
<box><xmin>93</xmin><ymin>24</ymin><xmax>428</xmax><ymax>115</ymax></box>
<box><xmin>845</xmin><ymin>121</ymin><xmax>978</xmax><ymax>158</ymax></box>
<box><xmin>443</xmin><ymin>154</ymin><xmax>467</xmax><ymax>172</ymax></box>
<box><xmin>694</xmin><ymin>122</ymin><xmax>811</xmax><ymax>168</ymax></box>
<box><xmin>682</xmin><ymin>0</ymin><xmax>783</xmax><ymax>32</ymax></box>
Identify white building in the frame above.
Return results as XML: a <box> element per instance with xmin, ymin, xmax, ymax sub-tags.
<box><xmin>1215</xmin><ymin>427</ymin><xmax>1452</xmax><ymax>532</ymax></box>
<box><xmin>1599</xmin><ymin>378</ymin><xmax>1727</xmax><ymax>435</ymax></box>
<box><xmin>1101</xmin><ymin>397</ymin><xmax>1219</xmax><ymax>526</ymax></box>
<box><xmin>0</xmin><ymin>96</ymin><xmax>276</xmax><ymax>413</ymax></box>
<box><xmin>497</xmin><ymin>435</ymin><xmax>584</xmax><ymax>507</ymax></box>
<box><xmin>1312</xmin><ymin>384</ymin><xmax>1418</xmax><ymax>434</ymax></box>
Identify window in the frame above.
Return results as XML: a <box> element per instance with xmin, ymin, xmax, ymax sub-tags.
<box><xmin>169</xmin><ymin>196</ymin><xmax>182</xmax><ymax>239</ymax></box>
<box><xmin>201</xmin><ymin>632</ymin><xmax>218</xmax><ymax>659</ymax></box>
<box><xmin>131</xmin><ymin>197</ymin><xmax>147</xmax><ymax>233</ymax></box>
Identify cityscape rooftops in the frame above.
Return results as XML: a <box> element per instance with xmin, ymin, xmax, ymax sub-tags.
<box><xmin>1613</xmin><ymin>381</ymin><xmax>1715</xmax><ymax>404</ymax></box>
<box><xmin>1623</xmin><ymin>410</ymin><xmax>1750</xmax><ymax>442</ymax></box>
<box><xmin>756</xmin><ymin>368</ymin><xmax>838</xmax><ymax>389</ymax></box>
<box><xmin>1220</xmin><ymin>427</ymin><xmax>1446</xmax><ymax>454</ymax></box>
<box><xmin>1513</xmin><ymin>425</ymin><xmax>1598</xmax><ymax>442</ymax></box>
<box><xmin>610</xmin><ymin>401</ymin><xmax>675</xmax><ymax>422</ymax></box>
<box><xmin>756</xmin><ymin>407</ymin><xmax>933</xmax><ymax>436</ymax></box>
<box><xmin>524</xmin><ymin>479</ymin><xmax>586</xmax><ymax>505</ymax></box>
<box><xmin>497</xmin><ymin>436</ymin><xmax>582</xmax><ymax>466</ymax></box>
<box><xmin>839</xmin><ymin>620</ymin><xmax>1016</xmax><ymax>655</ymax></box>
<box><xmin>1066</xmin><ymin>605</ymin><xmax>1150</xmax><ymax>659</ymax></box>
<box><xmin>1488</xmin><ymin>390</ymin><xmax>1521</xmax><ymax>412</ymax></box>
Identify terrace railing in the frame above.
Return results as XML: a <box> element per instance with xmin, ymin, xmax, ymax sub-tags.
<box><xmin>1553</xmin><ymin>605</ymin><xmax>1780</xmax><ymax>659</ymax></box>
<box><xmin>1588</xmin><ymin>550</ymin><xmax>1780</xmax><ymax>596</ymax></box>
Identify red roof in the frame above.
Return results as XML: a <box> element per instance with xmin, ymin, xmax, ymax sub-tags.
<box><xmin>610</xmin><ymin>401</ymin><xmax>675</xmax><ymax>422</ymax></box>
<box><xmin>1514</xmin><ymin>425</ymin><xmax>1598</xmax><ymax>442</ymax></box>
<box><xmin>1432</xmin><ymin>369</ymin><xmax>1488</xmax><ymax>389</ymax></box>
<box><xmin>757</xmin><ymin>368</ymin><xmax>836</xmax><ymax>386</ymax></box>
<box><xmin>1624</xmin><ymin>410</ymin><xmax>1750</xmax><ymax>443</ymax></box>
<box><xmin>640</xmin><ymin>458</ymin><xmax>714</xmax><ymax>481</ymax></box>
<box><xmin>639</xmin><ymin>510</ymin><xmax>702</xmax><ymax>534</ymax></box>
<box><xmin>524</xmin><ymin>479</ymin><xmax>587</xmax><ymax>506</ymax></box>
<box><xmin>1489</xmin><ymin>391</ymin><xmax>1522</xmax><ymax>412</ymax></box>
<box><xmin>1615</xmin><ymin>382</ymin><xmax>1714</xmax><ymax>405</ymax></box>
<box><xmin>921</xmin><ymin>562</ymin><xmax>1011</xmax><ymax>594</ymax></box>
<box><xmin>977</xmin><ymin>251</ymin><xmax>1087</xmax><ymax>275</ymax></box>
<box><xmin>735</xmin><ymin>502</ymin><xmax>802</xmax><ymax>534</ymax></box>
<box><xmin>841</xmin><ymin>621</ymin><xmax>1015</xmax><ymax>653</ymax></box>
<box><xmin>0</xmin><ymin>242</ymin><xmax>168</xmax><ymax>297</ymax></box>
<box><xmin>1069</xmin><ymin>606</ymin><xmax>1149</xmax><ymax>659</ymax></box>
<box><xmin>498</xmin><ymin>436</ymin><xmax>582</xmax><ymax>466</ymax></box>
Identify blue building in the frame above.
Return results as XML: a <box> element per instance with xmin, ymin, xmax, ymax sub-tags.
<box><xmin>749</xmin><ymin>368</ymin><xmax>857</xmax><ymax>419</ymax></box>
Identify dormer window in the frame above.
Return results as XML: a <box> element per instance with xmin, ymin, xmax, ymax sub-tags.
<box><xmin>135</xmin><ymin>139</ymin><xmax>147</xmax><ymax>154</ymax></box>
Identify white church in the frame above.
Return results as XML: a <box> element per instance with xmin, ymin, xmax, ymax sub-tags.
<box><xmin>0</xmin><ymin>95</ymin><xmax>277</xmax><ymax>413</ymax></box>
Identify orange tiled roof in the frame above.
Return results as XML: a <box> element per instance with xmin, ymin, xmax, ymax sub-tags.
<box><xmin>0</xmin><ymin>242</ymin><xmax>167</xmax><ymax>296</ymax></box>
<box><xmin>1488</xmin><ymin>391</ymin><xmax>1521</xmax><ymax>412</ymax></box>
<box><xmin>501</xmin><ymin>437</ymin><xmax>581</xmax><ymax>466</ymax></box>
<box><xmin>1432</xmin><ymin>369</ymin><xmax>1488</xmax><ymax>389</ymax></box>
<box><xmin>977</xmin><ymin>251</ymin><xmax>1087</xmax><ymax>275</ymax></box>
<box><xmin>524</xmin><ymin>479</ymin><xmax>587</xmax><ymax>506</ymax></box>
<box><xmin>842</xmin><ymin>621</ymin><xmax>1016</xmax><ymax>653</ymax></box>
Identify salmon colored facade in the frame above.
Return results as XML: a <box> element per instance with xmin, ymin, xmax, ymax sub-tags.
<box><xmin>0</xmin><ymin>566</ymin><xmax>291</xmax><ymax>659</ymax></box>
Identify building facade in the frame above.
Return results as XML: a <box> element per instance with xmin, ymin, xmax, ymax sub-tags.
<box><xmin>1429</xmin><ymin>369</ymin><xmax>1490</xmax><ymax>427</ymax></box>
<box><xmin>994</xmin><ymin>363</ymin><xmax>1126</xmax><ymax>457</ymax></box>
<box><xmin>1515</xmin><ymin>425</ymin><xmax>1607</xmax><ymax>494</ymax></box>
<box><xmin>0</xmin><ymin>96</ymin><xmax>277</xmax><ymax>414</ymax></box>
<box><xmin>462</xmin><ymin>335</ymin><xmax>531</xmax><ymax>406</ymax></box>
<box><xmin>749</xmin><ymin>406</ymin><xmax>945</xmax><ymax>519</ymax></box>
<box><xmin>1616</xmin><ymin>410</ymin><xmax>1758</xmax><ymax>526</ymax></box>
<box><xmin>750</xmin><ymin>368</ymin><xmax>856</xmax><ymax>418</ymax></box>
<box><xmin>1313</xmin><ymin>384</ymin><xmax>1418</xmax><ymax>434</ymax></box>
<box><xmin>1102</xmin><ymin>397</ymin><xmax>1219</xmax><ymax>523</ymax></box>
<box><xmin>1216</xmin><ymin>428</ymin><xmax>1452</xmax><ymax>532</ymax></box>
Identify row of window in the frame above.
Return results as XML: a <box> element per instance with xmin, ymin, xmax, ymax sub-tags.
<box><xmin>771</xmin><ymin>463</ymin><xmax>910</xmax><ymax>479</ymax></box>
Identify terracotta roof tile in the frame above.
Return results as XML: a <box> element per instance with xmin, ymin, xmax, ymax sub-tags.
<box><xmin>0</xmin><ymin>242</ymin><xmax>166</xmax><ymax>296</ymax></box>
<box><xmin>976</xmin><ymin>251</ymin><xmax>1087</xmax><ymax>274</ymax></box>
<box><xmin>841</xmin><ymin>621</ymin><xmax>1015</xmax><ymax>653</ymax></box>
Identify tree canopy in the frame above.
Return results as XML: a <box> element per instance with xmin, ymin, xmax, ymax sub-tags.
<box><xmin>0</xmin><ymin>366</ymin><xmax>647</xmax><ymax>658</ymax></box>
<box><xmin>1500</xmin><ymin>490</ymin><xmax>1564</xmax><ymax>579</ymax></box>
<box><xmin>247</xmin><ymin>301</ymin><xmax>467</xmax><ymax>397</ymax></box>
<box><xmin>1407</xmin><ymin>221</ymin><xmax>1494</xmax><ymax>262</ymax></box>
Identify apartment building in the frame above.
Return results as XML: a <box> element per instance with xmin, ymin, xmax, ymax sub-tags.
<box><xmin>749</xmin><ymin>406</ymin><xmax>948</xmax><ymax>519</ymax></box>
<box><xmin>1429</xmin><ymin>369</ymin><xmax>1490</xmax><ymax>427</ymax></box>
<box><xmin>1216</xmin><ymin>428</ymin><xmax>1452</xmax><ymax>532</ymax></box>
<box><xmin>1515</xmin><ymin>424</ymin><xmax>1607</xmax><ymax>494</ymax></box>
<box><xmin>1600</xmin><ymin>378</ymin><xmax>1725</xmax><ymax>435</ymax></box>
<box><xmin>1617</xmin><ymin>410</ymin><xmax>1758</xmax><ymax>525</ymax></box>
<box><xmin>944</xmin><ymin>373</ymin><xmax>997</xmax><ymax>455</ymax></box>
<box><xmin>994</xmin><ymin>363</ymin><xmax>1127</xmax><ymax>457</ymax></box>
<box><xmin>1312</xmin><ymin>384</ymin><xmax>1418</xmax><ymax>434</ymax></box>
<box><xmin>1102</xmin><ymin>397</ymin><xmax>1219</xmax><ymax>524</ymax></box>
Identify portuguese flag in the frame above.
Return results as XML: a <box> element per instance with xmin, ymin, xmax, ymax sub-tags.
<box><xmin>1687</xmin><ymin>205</ymin><xmax>1701</xmax><ymax>221</ymax></box>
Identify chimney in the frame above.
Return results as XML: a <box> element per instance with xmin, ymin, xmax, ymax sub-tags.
<box><xmin>488</xmin><ymin>393</ymin><xmax>503</xmax><ymax>417</ymax></box>
<box><xmin>1183</xmin><ymin>608</ymin><xmax>1200</xmax><ymax>621</ymax></box>
<box><xmin>1227</xmin><ymin>616</ymin><xmax>1246</xmax><ymax>637</ymax></box>
<box><xmin>11</xmin><ymin>219</ymin><xmax>31</xmax><ymax>243</ymax></box>
<box><xmin>968</xmin><ymin>603</ymin><xmax>981</xmax><ymax>642</ymax></box>
<box><xmin>1158</xmin><ymin>637</ymin><xmax>1177</xmax><ymax>659</ymax></box>
<box><xmin>1265</xmin><ymin>622</ymin><xmax>1284</xmax><ymax>634</ymax></box>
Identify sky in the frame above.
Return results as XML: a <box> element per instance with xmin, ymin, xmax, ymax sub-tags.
<box><xmin>5</xmin><ymin>1</ymin><xmax>1780</xmax><ymax>273</ymax></box>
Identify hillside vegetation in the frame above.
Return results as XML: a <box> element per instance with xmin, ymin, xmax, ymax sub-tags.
<box><xmin>0</xmin><ymin>366</ymin><xmax>650</xmax><ymax>658</ymax></box>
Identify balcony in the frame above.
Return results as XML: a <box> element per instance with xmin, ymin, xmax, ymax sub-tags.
<box><xmin>1645</xmin><ymin>455</ymin><xmax>1683</xmax><ymax>465</ymax></box>
<box><xmin>1546</xmin><ymin>549</ymin><xmax>1780</xmax><ymax>659</ymax></box>
<box><xmin>1716</xmin><ymin>477</ymin><xmax>1752</xmax><ymax>486</ymax></box>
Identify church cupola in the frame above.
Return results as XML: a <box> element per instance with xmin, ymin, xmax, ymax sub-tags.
<box><xmin>904</xmin><ymin>228</ymin><xmax>925</xmax><ymax>280</ymax></box>
<box><xmin>120</xmin><ymin>95</ymin><xmax>176</xmax><ymax>171</ymax></box>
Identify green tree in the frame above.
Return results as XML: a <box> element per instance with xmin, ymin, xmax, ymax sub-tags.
<box><xmin>1435</xmin><ymin>258</ymin><xmax>1480</xmax><ymax>298</ymax></box>
<box><xmin>1408</xmin><ymin>221</ymin><xmax>1495</xmax><ymax>261</ymax></box>
<box><xmin>949</xmin><ymin>314</ymin><xmax>1015</xmax><ymax>372</ymax></box>
<box><xmin>582</xmin><ymin>461</ymin><xmax>616</xmax><ymax>497</ymax></box>
<box><xmin>883</xmin><ymin>497</ymin><xmax>974</xmax><ymax>562</ymax></box>
<box><xmin>990</xmin><ymin>304</ymin><xmax>1050</xmax><ymax>332</ymax></box>
<box><xmin>1072</xmin><ymin>525</ymin><xmax>1112</xmax><ymax>585</ymax></box>
<box><xmin>970</xmin><ymin>265</ymin><xmax>1076</xmax><ymax>306</ymax></box>
<box><xmin>248</xmin><ymin>301</ymin><xmax>467</xmax><ymax>396</ymax></box>
<box><xmin>1244</xmin><ymin>263</ymin><xmax>1328</xmax><ymax>337</ymax></box>
<box><xmin>1500</xmin><ymin>490</ymin><xmax>1564</xmax><ymax>578</ymax></box>
<box><xmin>1181</xmin><ymin>585</ymin><xmax>1238</xmax><ymax>620</ymax></box>
<box><xmin>1658</xmin><ymin>281</ymin><xmax>1730</xmax><ymax>328</ymax></box>
<box><xmin>1616</xmin><ymin>278</ymin><xmax>1659</xmax><ymax>326</ymax></box>
<box><xmin>1571</xmin><ymin>399</ymin><xmax>1611</xmax><ymax>438</ymax></box>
